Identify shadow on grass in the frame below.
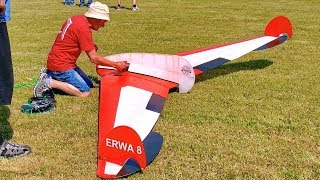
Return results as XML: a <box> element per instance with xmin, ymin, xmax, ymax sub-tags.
<box><xmin>0</xmin><ymin>106</ymin><xmax>13</xmax><ymax>140</ymax></box>
<box><xmin>88</xmin><ymin>75</ymin><xmax>100</xmax><ymax>85</ymax></box>
<box><xmin>109</xmin><ymin>5</ymin><xmax>127</xmax><ymax>10</ymax></box>
<box><xmin>196</xmin><ymin>59</ymin><xmax>273</xmax><ymax>83</ymax></box>
<box><xmin>109</xmin><ymin>5</ymin><xmax>119</xmax><ymax>10</ymax></box>
<box><xmin>110</xmin><ymin>5</ymin><xmax>135</xmax><ymax>10</ymax></box>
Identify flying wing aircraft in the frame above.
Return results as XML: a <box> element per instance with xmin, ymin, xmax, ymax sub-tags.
<box><xmin>95</xmin><ymin>16</ymin><xmax>293</xmax><ymax>179</ymax></box>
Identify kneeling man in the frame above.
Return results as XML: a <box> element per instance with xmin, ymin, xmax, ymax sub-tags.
<box><xmin>34</xmin><ymin>1</ymin><xmax>128</xmax><ymax>98</ymax></box>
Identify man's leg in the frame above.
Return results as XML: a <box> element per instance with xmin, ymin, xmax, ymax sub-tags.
<box><xmin>0</xmin><ymin>22</ymin><xmax>14</xmax><ymax>105</ymax></box>
<box><xmin>50</xmin><ymin>79</ymin><xmax>89</xmax><ymax>97</ymax></box>
<box><xmin>0</xmin><ymin>18</ymin><xmax>32</xmax><ymax>159</ymax></box>
<box><xmin>34</xmin><ymin>75</ymin><xmax>89</xmax><ymax>97</ymax></box>
<box><xmin>79</xmin><ymin>0</ymin><xmax>85</xmax><ymax>7</ymax></box>
<box><xmin>44</xmin><ymin>69</ymin><xmax>91</xmax><ymax>98</ymax></box>
<box><xmin>116</xmin><ymin>0</ymin><xmax>121</xmax><ymax>10</ymax></box>
<box><xmin>131</xmin><ymin>0</ymin><xmax>139</xmax><ymax>11</ymax></box>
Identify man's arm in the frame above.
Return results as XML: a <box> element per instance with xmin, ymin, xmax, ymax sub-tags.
<box><xmin>87</xmin><ymin>50</ymin><xmax>128</xmax><ymax>72</ymax></box>
<box><xmin>0</xmin><ymin>0</ymin><xmax>5</xmax><ymax>14</ymax></box>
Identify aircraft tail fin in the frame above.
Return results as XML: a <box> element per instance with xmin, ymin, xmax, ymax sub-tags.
<box><xmin>264</xmin><ymin>16</ymin><xmax>293</xmax><ymax>38</ymax></box>
<box><xmin>255</xmin><ymin>16</ymin><xmax>293</xmax><ymax>51</ymax></box>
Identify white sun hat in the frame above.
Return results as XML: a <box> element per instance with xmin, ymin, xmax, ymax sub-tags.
<box><xmin>84</xmin><ymin>1</ymin><xmax>110</xmax><ymax>21</ymax></box>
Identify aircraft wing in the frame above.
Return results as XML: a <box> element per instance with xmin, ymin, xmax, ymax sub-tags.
<box><xmin>176</xmin><ymin>16</ymin><xmax>293</xmax><ymax>75</ymax></box>
<box><xmin>97</xmin><ymin>73</ymin><xmax>169</xmax><ymax>178</ymax></box>
<box><xmin>96</xmin><ymin>54</ymin><xmax>194</xmax><ymax>178</ymax></box>
<box><xmin>96</xmin><ymin>16</ymin><xmax>293</xmax><ymax>179</ymax></box>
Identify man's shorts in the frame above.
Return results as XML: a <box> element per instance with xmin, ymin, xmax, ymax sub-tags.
<box><xmin>47</xmin><ymin>67</ymin><xmax>93</xmax><ymax>93</ymax></box>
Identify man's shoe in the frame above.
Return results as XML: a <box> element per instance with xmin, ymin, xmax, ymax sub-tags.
<box><xmin>33</xmin><ymin>74</ymin><xmax>50</xmax><ymax>98</ymax></box>
<box><xmin>79</xmin><ymin>3</ymin><xmax>86</xmax><ymax>7</ymax></box>
<box><xmin>116</xmin><ymin>6</ymin><xmax>121</xmax><ymax>10</ymax></box>
<box><xmin>132</xmin><ymin>6</ymin><xmax>139</xmax><ymax>11</ymax></box>
<box><xmin>0</xmin><ymin>141</ymin><xmax>31</xmax><ymax>158</ymax></box>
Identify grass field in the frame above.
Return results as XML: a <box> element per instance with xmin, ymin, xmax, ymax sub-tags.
<box><xmin>1</xmin><ymin>0</ymin><xmax>320</xmax><ymax>179</ymax></box>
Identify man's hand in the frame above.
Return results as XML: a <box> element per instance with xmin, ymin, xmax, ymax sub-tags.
<box><xmin>87</xmin><ymin>50</ymin><xmax>129</xmax><ymax>72</ymax></box>
<box><xmin>0</xmin><ymin>0</ymin><xmax>5</xmax><ymax>14</ymax></box>
<box><xmin>114</xmin><ymin>61</ymin><xmax>129</xmax><ymax>72</ymax></box>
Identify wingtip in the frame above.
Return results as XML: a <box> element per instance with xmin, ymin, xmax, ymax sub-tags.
<box><xmin>264</xmin><ymin>16</ymin><xmax>293</xmax><ymax>38</ymax></box>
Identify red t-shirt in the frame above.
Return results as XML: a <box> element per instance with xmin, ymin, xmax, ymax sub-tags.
<box><xmin>47</xmin><ymin>15</ymin><xmax>95</xmax><ymax>71</ymax></box>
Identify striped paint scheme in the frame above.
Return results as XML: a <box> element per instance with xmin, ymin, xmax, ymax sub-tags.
<box><xmin>97</xmin><ymin>73</ymin><xmax>170</xmax><ymax>178</ymax></box>
<box><xmin>146</xmin><ymin>93</ymin><xmax>166</xmax><ymax>113</ymax></box>
<box><xmin>96</xmin><ymin>16</ymin><xmax>293</xmax><ymax>179</ymax></box>
<box><xmin>177</xmin><ymin>16</ymin><xmax>292</xmax><ymax>75</ymax></box>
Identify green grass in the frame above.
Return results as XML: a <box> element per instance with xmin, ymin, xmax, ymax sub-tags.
<box><xmin>1</xmin><ymin>0</ymin><xmax>320</xmax><ymax>179</ymax></box>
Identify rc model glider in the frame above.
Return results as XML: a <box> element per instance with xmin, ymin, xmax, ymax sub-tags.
<box><xmin>95</xmin><ymin>16</ymin><xmax>293</xmax><ymax>179</ymax></box>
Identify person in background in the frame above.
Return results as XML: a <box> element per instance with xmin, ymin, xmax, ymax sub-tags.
<box><xmin>0</xmin><ymin>0</ymin><xmax>32</xmax><ymax>158</ymax></box>
<box><xmin>80</xmin><ymin>0</ymin><xmax>92</xmax><ymax>7</ymax></box>
<box><xmin>116</xmin><ymin>0</ymin><xmax>139</xmax><ymax>11</ymax></box>
<box><xmin>64</xmin><ymin>0</ymin><xmax>75</xmax><ymax>5</ymax></box>
<box><xmin>34</xmin><ymin>1</ymin><xmax>128</xmax><ymax>98</ymax></box>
